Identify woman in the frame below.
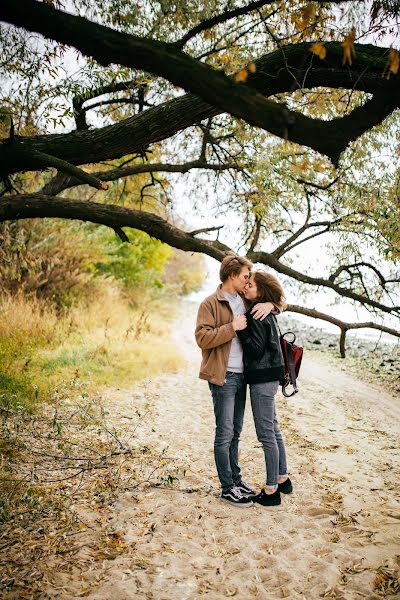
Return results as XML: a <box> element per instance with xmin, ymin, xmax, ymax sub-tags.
<box><xmin>237</xmin><ymin>271</ymin><xmax>292</xmax><ymax>506</ymax></box>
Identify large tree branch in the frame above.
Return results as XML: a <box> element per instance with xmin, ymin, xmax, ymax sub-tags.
<box><xmin>248</xmin><ymin>250</ymin><xmax>400</xmax><ymax>316</ymax></box>
<box><xmin>1</xmin><ymin>1</ymin><xmax>399</xmax><ymax>170</ymax></box>
<box><xmin>0</xmin><ymin>40</ymin><xmax>395</xmax><ymax>174</ymax></box>
<box><xmin>0</xmin><ymin>194</ymin><xmax>231</xmax><ymax>260</ymax></box>
<box><xmin>286</xmin><ymin>303</ymin><xmax>400</xmax><ymax>358</ymax></box>
<box><xmin>0</xmin><ymin>94</ymin><xmax>220</xmax><ymax>176</ymax></box>
<box><xmin>41</xmin><ymin>159</ymin><xmax>242</xmax><ymax>196</ymax></box>
<box><xmin>1</xmin><ymin>194</ymin><xmax>398</xmax><ymax>318</ymax></box>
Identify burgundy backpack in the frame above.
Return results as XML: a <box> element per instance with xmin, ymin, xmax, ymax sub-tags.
<box><xmin>279</xmin><ymin>331</ymin><xmax>303</xmax><ymax>397</ymax></box>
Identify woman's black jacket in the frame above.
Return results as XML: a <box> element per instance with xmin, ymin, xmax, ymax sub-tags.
<box><xmin>237</xmin><ymin>310</ymin><xmax>285</xmax><ymax>384</ymax></box>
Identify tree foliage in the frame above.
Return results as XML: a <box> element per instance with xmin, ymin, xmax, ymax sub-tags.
<box><xmin>0</xmin><ymin>0</ymin><xmax>399</xmax><ymax>350</ymax></box>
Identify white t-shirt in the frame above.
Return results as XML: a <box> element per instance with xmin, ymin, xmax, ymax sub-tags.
<box><xmin>223</xmin><ymin>291</ymin><xmax>246</xmax><ymax>373</ymax></box>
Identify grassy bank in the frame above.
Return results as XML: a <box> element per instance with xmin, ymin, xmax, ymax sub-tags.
<box><xmin>0</xmin><ymin>288</ymin><xmax>183</xmax><ymax>412</ymax></box>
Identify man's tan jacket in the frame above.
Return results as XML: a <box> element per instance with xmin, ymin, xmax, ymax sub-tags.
<box><xmin>195</xmin><ymin>285</ymin><xmax>242</xmax><ymax>387</ymax></box>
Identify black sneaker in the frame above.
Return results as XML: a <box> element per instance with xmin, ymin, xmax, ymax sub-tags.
<box><xmin>221</xmin><ymin>486</ymin><xmax>253</xmax><ymax>507</ymax></box>
<box><xmin>278</xmin><ymin>477</ymin><xmax>293</xmax><ymax>494</ymax></box>
<box><xmin>235</xmin><ymin>479</ymin><xmax>256</xmax><ymax>496</ymax></box>
<box><xmin>252</xmin><ymin>488</ymin><xmax>281</xmax><ymax>506</ymax></box>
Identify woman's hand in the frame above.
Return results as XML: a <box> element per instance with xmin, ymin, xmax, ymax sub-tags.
<box><xmin>251</xmin><ymin>301</ymin><xmax>275</xmax><ymax>320</ymax></box>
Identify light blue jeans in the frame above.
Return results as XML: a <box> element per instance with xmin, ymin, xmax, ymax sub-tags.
<box><xmin>250</xmin><ymin>380</ymin><xmax>288</xmax><ymax>487</ymax></box>
<box><xmin>208</xmin><ymin>372</ymin><xmax>246</xmax><ymax>491</ymax></box>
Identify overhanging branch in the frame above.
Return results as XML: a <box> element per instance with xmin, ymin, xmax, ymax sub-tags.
<box><xmin>0</xmin><ymin>41</ymin><xmax>396</xmax><ymax>175</ymax></box>
<box><xmin>41</xmin><ymin>159</ymin><xmax>242</xmax><ymax>196</ymax></box>
<box><xmin>0</xmin><ymin>193</ymin><xmax>398</xmax><ymax>318</ymax></box>
<box><xmin>286</xmin><ymin>303</ymin><xmax>400</xmax><ymax>358</ymax></box>
<box><xmin>248</xmin><ymin>250</ymin><xmax>400</xmax><ymax>316</ymax></box>
<box><xmin>329</xmin><ymin>262</ymin><xmax>392</xmax><ymax>287</ymax></box>
<box><xmin>1</xmin><ymin>1</ymin><xmax>399</xmax><ymax>168</ymax></box>
<box><xmin>0</xmin><ymin>194</ymin><xmax>230</xmax><ymax>260</ymax></box>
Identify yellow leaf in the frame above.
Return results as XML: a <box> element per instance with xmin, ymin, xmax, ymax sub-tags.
<box><xmin>310</xmin><ymin>42</ymin><xmax>327</xmax><ymax>60</ymax></box>
<box><xmin>384</xmin><ymin>47</ymin><xmax>399</xmax><ymax>79</ymax></box>
<box><xmin>290</xmin><ymin>159</ymin><xmax>309</xmax><ymax>173</ymax></box>
<box><xmin>247</xmin><ymin>62</ymin><xmax>256</xmax><ymax>73</ymax></box>
<box><xmin>291</xmin><ymin>3</ymin><xmax>316</xmax><ymax>31</ymax></box>
<box><xmin>342</xmin><ymin>28</ymin><xmax>356</xmax><ymax>66</ymax></box>
<box><xmin>235</xmin><ymin>69</ymin><xmax>248</xmax><ymax>83</ymax></box>
<box><xmin>219</xmin><ymin>53</ymin><xmax>230</xmax><ymax>66</ymax></box>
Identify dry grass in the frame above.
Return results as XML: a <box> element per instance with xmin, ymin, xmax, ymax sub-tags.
<box><xmin>0</xmin><ymin>286</ymin><xmax>183</xmax><ymax>411</ymax></box>
<box><xmin>0</xmin><ymin>285</ymin><xmax>186</xmax><ymax>596</ymax></box>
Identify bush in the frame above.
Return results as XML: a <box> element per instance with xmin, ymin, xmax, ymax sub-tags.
<box><xmin>0</xmin><ymin>215</ymin><xmax>204</xmax><ymax>411</ymax></box>
<box><xmin>0</xmin><ymin>220</ymin><xmax>97</xmax><ymax>307</ymax></box>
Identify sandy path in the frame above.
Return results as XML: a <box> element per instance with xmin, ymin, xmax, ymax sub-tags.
<box><xmin>45</xmin><ymin>303</ymin><xmax>400</xmax><ymax>600</ymax></box>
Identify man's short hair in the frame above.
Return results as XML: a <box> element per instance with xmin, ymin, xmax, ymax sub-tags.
<box><xmin>219</xmin><ymin>252</ymin><xmax>252</xmax><ymax>282</ymax></box>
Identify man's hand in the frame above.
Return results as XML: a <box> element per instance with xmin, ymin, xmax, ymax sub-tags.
<box><xmin>232</xmin><ymin>314</ymin><xmax>247</xmax><ymax>331</ymax></box>
<box><xmin>251</xmin><ymin>302</ymin><xmax>274</xmax><ymax>320</ymax></box>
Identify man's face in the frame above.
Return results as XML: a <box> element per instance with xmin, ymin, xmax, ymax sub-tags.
<box><xmin>231</xmin><ymin>266</ymin><xmax>250</xmax><ymax>292</ymax></box>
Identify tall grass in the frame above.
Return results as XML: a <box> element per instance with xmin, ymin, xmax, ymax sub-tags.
<box><xmin>0</xmin><ymin>286</ymin><xmax>183</xmax><ymax>411</ymax></box>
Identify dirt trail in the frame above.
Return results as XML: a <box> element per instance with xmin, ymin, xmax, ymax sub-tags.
<box><xmin>45</xmin><ymin>302</ymin><xmax>400</xmax><ymax>600</ymax></box>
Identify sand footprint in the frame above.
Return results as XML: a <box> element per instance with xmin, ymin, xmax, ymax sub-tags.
<box><xmin>307</xmin><ymin>507</ymin><xmax>338</xmax><ymax>517</ymax></box>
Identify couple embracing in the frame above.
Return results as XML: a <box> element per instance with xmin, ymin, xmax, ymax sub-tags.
<box><xmin>195</xmin><ymin>252</ymin><xmax>292</xmax><ymax>507</ymax></box>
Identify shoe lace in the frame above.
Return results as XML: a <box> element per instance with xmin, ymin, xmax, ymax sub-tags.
<box><xmin>231</xmin><ymin>486</ymin><xmax>244</xmax><ymax>499</ymax></box>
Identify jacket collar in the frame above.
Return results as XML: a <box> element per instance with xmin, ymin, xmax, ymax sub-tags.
<box><xmin>216</xmin><ymin>284</ymin><xmax>229</xmax><ymax>302</ymax></box>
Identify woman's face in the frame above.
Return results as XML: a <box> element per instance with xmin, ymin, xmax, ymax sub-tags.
<box><xmin>244</xmin><ymin>275</ymin><xmax>258</xmax><ymax>301</ymax></box>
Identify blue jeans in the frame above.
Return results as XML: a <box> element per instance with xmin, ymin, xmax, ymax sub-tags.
<box><xmin>208</xmin><ymin>372</ymin><xmax>246</xmax><ymax>491</ymax></box>
<box><xmin>250</xmin><ymin>380</ymin><xmax>288</xmax><ymax>487</ymax></box>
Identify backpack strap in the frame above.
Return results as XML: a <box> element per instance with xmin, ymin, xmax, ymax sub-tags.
<box><xmin>276</xmin><ymin>320</ymin><xmax>300</xmax><ymax>397</ymax></box>
<box><xmin>282</xmin><ymin>340</ymin><xmax>299</xmax><ymax>397</ymax></box>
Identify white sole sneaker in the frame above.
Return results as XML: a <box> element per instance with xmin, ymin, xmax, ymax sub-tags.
<box><xmin>220</xmin><ymin>497</ymin><xmax>253</xmax><ymax>507</ymax></box>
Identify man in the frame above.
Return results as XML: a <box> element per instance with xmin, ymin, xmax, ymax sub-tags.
<box><xmin>195</xmin><ymin>253</ymin><xmax>275</xmax><ymax>506</ymax></box>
